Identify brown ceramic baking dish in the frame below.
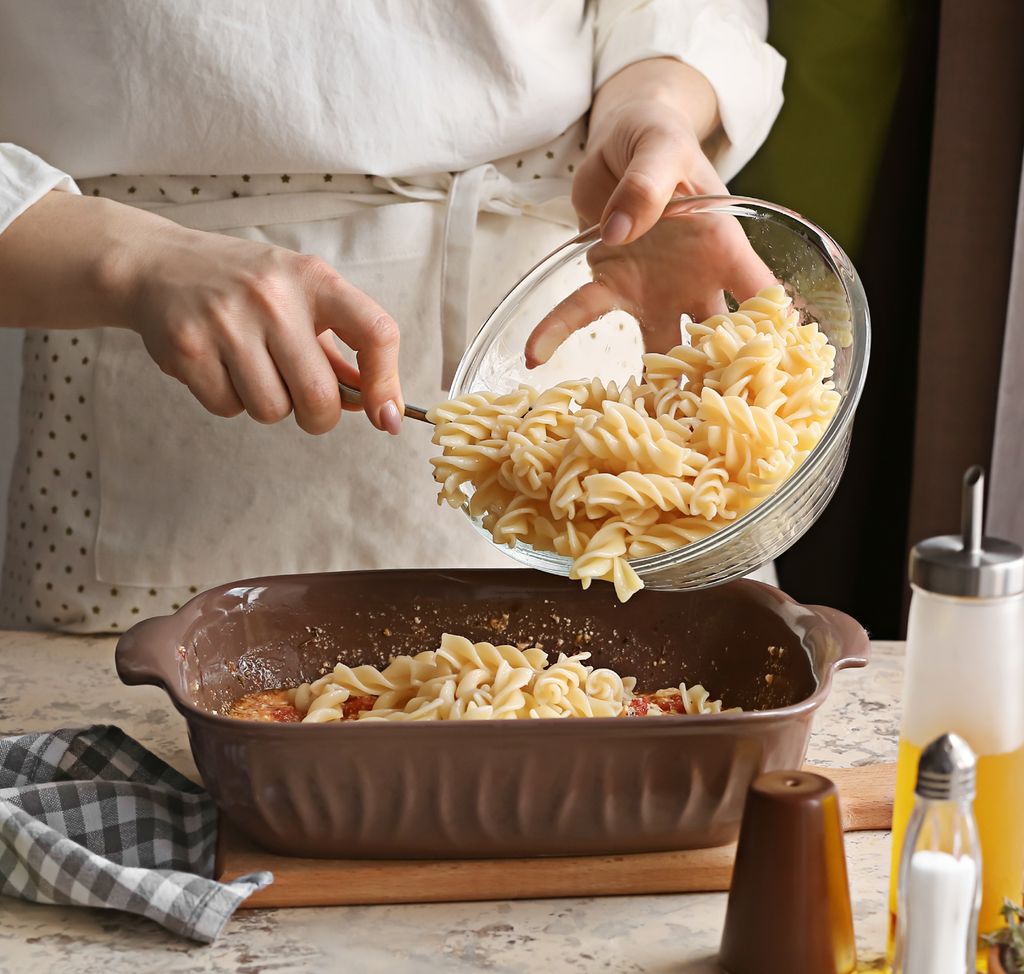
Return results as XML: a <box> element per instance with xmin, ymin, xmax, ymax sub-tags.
<box><xmin>115</xmin><ymin>569</ymin><xmax>869</xmax><ymax>859</ymax></box>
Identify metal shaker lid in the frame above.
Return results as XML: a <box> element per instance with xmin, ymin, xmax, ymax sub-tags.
<box><xmin>909</xmin><ymin>466</ymin><xmax>1024</xmax><ymax>597</ymax></box>
<box><xmin>915</xmin><ymin>733</ymin><xmax>976</xmax><ymax>801</ymax></box>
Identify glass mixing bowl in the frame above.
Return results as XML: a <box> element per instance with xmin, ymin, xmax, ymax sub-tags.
<box><xmin>449</xmin><ymin>195</ymin><xmax>871</xmax><ymax>590</ymax></box>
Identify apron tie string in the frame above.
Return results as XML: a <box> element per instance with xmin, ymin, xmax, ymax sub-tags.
<box><xmin>439</xmin><ymin>164</ymin><xmax>497</xmax><ymax>389</ymax></box>
<box><xmin>373</xmin><ymin>169</ymin><xmax>576</xmax><ymax>390</ymax></box>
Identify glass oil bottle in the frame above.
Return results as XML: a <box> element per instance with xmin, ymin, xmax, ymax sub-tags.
<box><xmin>887</xmin><ymin>467</ymin><xmax>1024</xmax><ymax>966</ymax></box>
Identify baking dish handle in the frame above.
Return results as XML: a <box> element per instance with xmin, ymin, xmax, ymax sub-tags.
<box><xmin>115</xmin><ymin>615</ymin><xmax>178</xmax><ymax>690</ymax></box>
<box><xmin>806</xmin><ymin>603</ymin><xmax>871</xmax><ymax>672</ymax></box>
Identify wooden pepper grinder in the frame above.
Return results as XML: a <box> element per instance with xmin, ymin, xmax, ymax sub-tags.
<box><xmin>719</xmin><ymin>769</ymin><xmax>856</xmax><ymax>974</ymax></box>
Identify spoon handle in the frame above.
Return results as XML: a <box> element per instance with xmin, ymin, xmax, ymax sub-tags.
<box><xmin>338</xmin><ymin>381</ymin><xmax>432</xmax><ymax>425</ymax></box>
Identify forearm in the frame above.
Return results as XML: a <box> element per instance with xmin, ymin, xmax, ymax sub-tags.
<box><xmin>0</xmin><ymin>191</ymin><xmax>172</xmax><ymax>330</ymax></box>
<box><xmin>591</xmin><ymin>58</ymin><xmax>720</xmax><ymax>146</ymax></box>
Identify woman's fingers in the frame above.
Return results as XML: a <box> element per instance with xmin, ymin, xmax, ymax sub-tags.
<box><xmin>727</xmin><ymin>236</ymin><xmax>778</xmax><ymax>302</ymax></box>
<box><xmin>184</xmin><ymin>358</ymin><xmax>245</xmax><ymax>419</ymax></box>
<box><xmin>312</xmin><ymin>272</ymin><xmax>403</xmax><ymax>434</ymax></box>
<box><xmin>317</xmin><ymin>331</ymin><xmax>364</xmax><ymax>412</ymax></box>
<box><xmin>265</xmin><ymin>321</ymin><xmax>343</xmax><ymax>434</ymax></box>
<box><xmin>525</xmin><ymin>279</ymin><xmax>622</xmax><ymax>367</ymax></box>
<box><xmin>600</xmin><ymin>135</ymin><xmax>687</xmax><ymax>246</ymax></box>
<box><xmin>570</xmin><ymin>152</ymin><xmax>618</xmax><ymax>231</ymax></box>
<box><xmin>221</xmin><ymin>341</ymin><xmax>294</xmax><ymax>426</ymax></box>
<box><xmin>154</xmin><ymin>322</ymin><xmax>246</xmax><ymax>417</ymax></box>
<box><xmin>684</xmin><ymin>291</ymin><xmax>730</xmax><ymax>324</ymax></box>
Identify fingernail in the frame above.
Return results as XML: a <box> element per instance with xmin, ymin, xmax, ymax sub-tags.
<box><xmin>602</xmin><ymin>210</ymin><xmax>632</xmax><ymax>245</ymax></box>
<box><xmin>380</xmin><ymin>400</ymin><xmax>402</xmax><ymax>435</ymax></box>
<box><xmin>528</xmin><ymin>332</ymin><xmax>558</xmax><ymax>368</ymax></box>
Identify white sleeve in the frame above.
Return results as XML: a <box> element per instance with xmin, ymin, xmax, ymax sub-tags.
<box><xmin>593</xmin><ymin>0</ymin><xmax>786</xmax><ymax>182</ymax></box>
<box><xmin>0</xmin><ymin>143</ymin><xmax>80</xmax><ymax>235</ymax></box>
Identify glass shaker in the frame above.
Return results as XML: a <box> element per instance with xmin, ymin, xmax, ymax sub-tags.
<box><xmin>888</xmin><ymin>467</ymin><xmax>1024</xmax><ymax>955</ymax></box>
<box><xmin>892</xmin><ymin>733</ymin><xmax>982</xmax><ymax>974</ymax></box>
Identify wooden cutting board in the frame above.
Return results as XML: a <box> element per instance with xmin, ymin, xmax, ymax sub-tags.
<box><xmin>218</xmin><ymin>762</ymin><xmax>895</xmax><ymax>909</ymax></box>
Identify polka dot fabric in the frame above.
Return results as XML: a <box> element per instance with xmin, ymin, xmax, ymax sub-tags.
<box><xmin>0</xmin><ymin>127</ymin><xmax>589</xmax><ymax>633</ymax></box>
<box><xmin>0</xmin><ymin>328</ymin><xmax>142</xmax><ymax>631</ymax></box>
<box><xmin>70</xmin><ymin>125</ymin><xmax>586</xmax><ymax>208</ymax></box>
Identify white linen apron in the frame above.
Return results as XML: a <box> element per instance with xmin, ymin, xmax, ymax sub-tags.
<box><xmin>0</xmin><ymin>131</ymin><xmax>586</xmax><ymax>631</ymax></box>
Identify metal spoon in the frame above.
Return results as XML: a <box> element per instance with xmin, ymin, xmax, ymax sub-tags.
<box><xmin>337</xmin><ymin>381</ymin><xmax>432</xmax><ymax>424</ymax></box>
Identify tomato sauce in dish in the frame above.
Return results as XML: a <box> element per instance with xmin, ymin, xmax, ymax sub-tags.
<box><xmin>228</xmin><ymin>689</ymin><xmax>689</xmax><ymax>722</ymax></box>
<box><xmin>225</xmin><ymin>690</ymin><xmax>302</xmax><ymax>723</ymax></box>
<box><xmin>226</xmin><ymin>690</ymin><xmax>376</xmax><ymax>722</ymax></box>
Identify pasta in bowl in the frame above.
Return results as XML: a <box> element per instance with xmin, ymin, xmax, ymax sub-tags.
<box><xmin>430</xmin><ymin>285</ymin><xmax>840</xmax><ymax>601</ymax></box>
<box><xmin>444</xmin><ymin>195</ymin><xmax>870</xmax><ymax>593</ymax></box>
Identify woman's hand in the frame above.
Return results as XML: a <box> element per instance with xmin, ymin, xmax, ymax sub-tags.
<box><xmin>124</xmin><ymin>223</ymin><xmax>403</xmax><ymax>434</ymax></box>
<box><xmin>527</xmin><ymin>59</ymin><xmax>774</xmax><ymax>365</ymax></box>
<box><xmin>573</xmin><ymin>58</ymin><xmax>726</xmax><ymax>244</ymax></box>
<box><xmin>0</xmin><ymin>192</ymin><xmax>404</xmax><ymax>435</ymax></box>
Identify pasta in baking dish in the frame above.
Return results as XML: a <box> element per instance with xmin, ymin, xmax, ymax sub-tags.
<box><xmin>427</xmin><ymin>285</ymin><xmax>840</xmax><ymax>601</ymax></box>
<box><xmin>226</xmin><ymin>633</ymin><xmax>735</xmax><ymax>723</ymax></box>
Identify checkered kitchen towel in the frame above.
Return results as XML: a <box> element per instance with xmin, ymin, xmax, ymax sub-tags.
<box><xmin>0</xmin><ymin>725</ymin><xmax>272</xmax><ymax>942</ymax></box>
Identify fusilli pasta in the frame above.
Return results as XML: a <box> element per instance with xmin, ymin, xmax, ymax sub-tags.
<box><xmin>277</xmin><ymin>633</ymin><xmax>732</xmax><ymax>722</ymax></box>
<box><xmin>428</xmin><ymin>286</ymin><xmax>839</xmax><ymax>600</ymax></box>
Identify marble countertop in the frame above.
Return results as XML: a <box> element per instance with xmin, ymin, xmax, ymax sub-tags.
<box><xmin>0</xmin><ymin>630</ymin><xmax>903</xmax><ymax>974</ymax></box>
